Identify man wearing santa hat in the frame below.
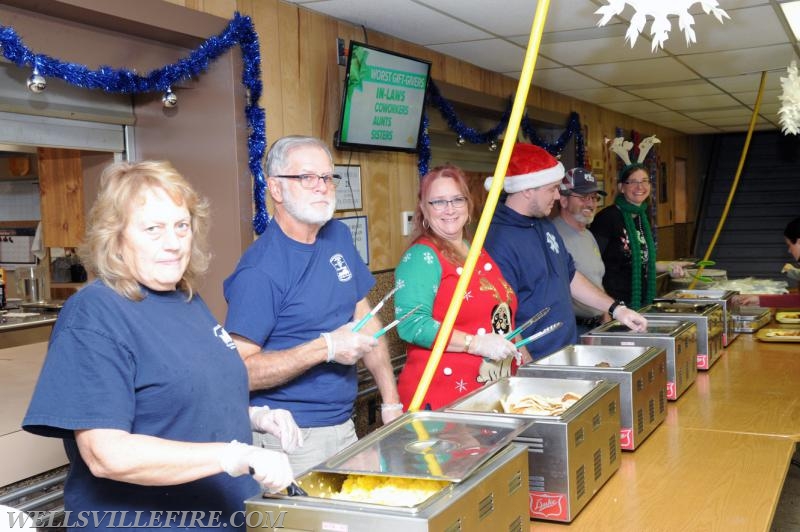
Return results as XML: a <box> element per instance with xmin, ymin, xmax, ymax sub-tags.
<box><xmin>484</xmin><ymin>143</ymin><xmax>647</xmax><ymax>360</ymax></box>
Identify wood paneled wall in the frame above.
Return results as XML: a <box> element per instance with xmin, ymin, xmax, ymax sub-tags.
<box><xmin>170</xmin><ymin>0</ymin><xmax>695</xmax><ymax>267</ymax></box>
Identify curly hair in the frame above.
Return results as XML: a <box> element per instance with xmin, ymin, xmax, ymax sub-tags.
<box><xmin>78</xmin><ymin>161</ymin><xmax>211</xmax><ymax>301</ymax></box>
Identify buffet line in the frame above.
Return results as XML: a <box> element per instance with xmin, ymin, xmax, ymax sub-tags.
<box><xmin>244</xmin><ymin>289</ymin><xmax>798</xmax><ymax>532</ymax></box>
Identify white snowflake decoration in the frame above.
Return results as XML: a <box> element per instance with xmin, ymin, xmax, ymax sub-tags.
<box><xmin>779</xmin><ymin>61</ymin><xmax>800</xmax><ymax>136</ymax></box>
<box><xmin>595</xmin><ymin>0</ymin><xmax>729</xmax><ymax>52</ymax></box>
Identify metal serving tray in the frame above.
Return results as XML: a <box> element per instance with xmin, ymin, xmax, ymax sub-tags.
<box><xmin>582</xmin><ymin>319</ymin><xmax>697</xmax><ymax>400</ymax></box>
<box><xmin>246</xmin><ymin>442</ymin><xmax>530</xmax><ymax>532</ymax></box>
<box><xmin>659</xmin><ymin>289</ymin><xmax>738</xmax><ymax>346</ymax></box>
<box><xmin>639</xmin><ymin>302</ymin><xmax>724</xmax><ymax>370</ymax></box>
<box><xmin>732</xmin><ymin>306</ymin><xmax>772</xmax><ymax>333</ymax></box>
<box><xmin>445</xmin><ymin>376</ymin><xmax>621</xmax><ymax>522</ymax></box>
<box><xmin>520</xmin><ymin>345</ymin><xmax>666</xmax><ymax>451</ymax></box>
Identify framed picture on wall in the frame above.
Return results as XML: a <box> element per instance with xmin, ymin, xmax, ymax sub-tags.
<box><xmin>335</xmin><ymin>164</ymin><xmax>362</xmax><ymax>211</ymax></box>
<box><xmin>339</xmin><ymin>215</ymin><xmax>369</xmax><ymax>265</ymax></box>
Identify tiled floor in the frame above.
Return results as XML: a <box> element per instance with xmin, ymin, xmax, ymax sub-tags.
<box><xmin>772</xmin><ymin>445</ymin><xmax>800</xmax><ymax>532</ymax></box>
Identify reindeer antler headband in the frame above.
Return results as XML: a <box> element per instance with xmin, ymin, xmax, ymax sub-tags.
<box><xmin>607</xmin><ymin>135</ymin><xmax>660</xmax><ymax>180</ymax></box>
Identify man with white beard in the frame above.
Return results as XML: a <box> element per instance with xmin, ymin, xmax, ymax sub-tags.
<box><xmin>224</xmin><ymin>136</ymin><xmax>401</xmax><ymax>475</ymax></box>
<box><xmin>553</xmin><ymin>168</ymin><xmax>610</xmax><ymax>335</ymax></box>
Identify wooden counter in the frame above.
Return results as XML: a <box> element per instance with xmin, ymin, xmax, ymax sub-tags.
<box><xmin>665</xmin><ymin>330</ymin><xmax>800</xmax><ymax>440</ymax></box>
<box><xmin>532</xmin><ymin>427</ymin><xmax>794</xmax><ymax>531</ymax></box>
<box><xmin>530</xmin><ymin>325</ymin><xmax>799</xmax><ymax>531</ymax></box>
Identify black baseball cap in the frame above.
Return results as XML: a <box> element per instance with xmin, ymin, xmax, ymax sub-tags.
<box><xmin>560</xmin><ymin>168</ymin><xmax>607</xmax><ymax>196</ymax></box>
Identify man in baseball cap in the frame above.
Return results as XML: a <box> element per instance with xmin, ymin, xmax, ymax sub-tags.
<box><xmin>554</xmin><ymin>168</ymin><xmax>609</xmax><ymax>334</ymax></box>
<box><xmin>485</xmin><ymin>145</ymin><xmax>647</xmax><ymax>359</ymax></box>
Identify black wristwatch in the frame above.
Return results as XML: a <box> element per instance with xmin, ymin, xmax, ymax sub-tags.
<box><xmin>608</xmin><ymin>300</ymin><xmax>626</xmax><ymax>316</ymax></box>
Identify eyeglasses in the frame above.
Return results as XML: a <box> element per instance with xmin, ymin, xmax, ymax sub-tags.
<box><xmin>428</xmin><ymin>196</ymin><xmax>468</xmax><ymax>211</ymax></box>
<box><xmin>274</xmin><ymin>173</ymin><xmax>341</xmax><ymax>189</ymax></box>
<box><xmin>569</xmin><ymin>192</ymin><xmax>601</xmax><ymax>202</ymax></box>
<box><xmin>623</xmin><ymin>178</ymin><xmax>651</xmax><ymax>186</ymax></box>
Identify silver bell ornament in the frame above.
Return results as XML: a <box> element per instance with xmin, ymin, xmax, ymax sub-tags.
<box><xmin>27</xmin><ymin>69</ymin><xmax>46</xmax><ymax>93</ymax></box>
<box><xmin>488</xmin><ymin>139</ymin><xmax>498</xmax><ymax>152</ymax></box>
<box><xmin>162</xmin><ymin>88</ymin><xmax>178</xmax><ymax>108</ymax></box>
<box><xmin>456</xmin><ymin>136</ymin><xmax>466</xmax><ymax>147</ymax></box>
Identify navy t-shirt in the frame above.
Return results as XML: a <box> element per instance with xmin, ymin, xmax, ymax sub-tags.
<box><xmin>224</xmin><ymin>219</ymin><xmax>374</xmax><ymax>428</ymax></box>
<box><xmin>23</xmin><ymin>281</ymin><xmax>257</xmax><ymax>531</ymax></box>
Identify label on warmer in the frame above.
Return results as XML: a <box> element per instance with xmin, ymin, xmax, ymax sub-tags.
<box><xmin>530</xmin><ymin>491</ymin><xmax>568</xmax><ymax>520</ymax></box>
<box><xmin>697</xmin><ymin>354</ymin><xmax>709</xmax><ymax>369</ymax></box>
<box><xmin>666</xmin><ymin>381</ymin><xmax>677</xmax><ymax>400</ymax></box>
<box><xmin>620</xmin><ymin>428</ymin><xmax>634</xmax><ymax>450</ymax></box>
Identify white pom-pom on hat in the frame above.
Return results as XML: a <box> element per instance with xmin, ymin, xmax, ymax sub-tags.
<box><xmin>484</xmin><ymin>143</ymin><xmax>565</xmax><ymax>193</ymax></box>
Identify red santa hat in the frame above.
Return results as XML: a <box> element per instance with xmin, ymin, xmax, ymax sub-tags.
<box><xmin>484</xmin><ymin>143</ymin><xmax>565</xmax><ymax>193</ymax></box>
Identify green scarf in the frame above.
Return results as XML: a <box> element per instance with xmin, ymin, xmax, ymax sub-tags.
<box><xmin>615</xmin><ymin>195</ymin><xmax>656</xmax><ymax>308</ymax></box>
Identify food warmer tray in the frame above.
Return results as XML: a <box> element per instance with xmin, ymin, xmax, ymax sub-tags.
<box><xmin>732</xmin><ymin>306</ymin><xmax>772</xmax><ymax>333</ymax></box>
<box><xmin>445</xmin><ymin>376</ymin><xmax>621</xmax><ymax>522</ymax></box>
<box><xmin>659</xmin><ymin>289</ymin><xmax>738</xmax><ymax>346</ymax></box>
<box><xmin>582</xmin><ymin>319</ymin><xmax>697</xmax><ymax>400</ymax></box>
<box><xmin>520</xmin><ymin>344</ymin><xmax>666</xmax><ymax>451</ymax></box>
<box><xmin>246</xmin><ymin>411</ymin><xmax>531</xmax><ymax>532</ymax></box>
<box><xmin>639</xmin><ymin>302</ymin><xmax>724</xmax><ymax>370</ymax></box>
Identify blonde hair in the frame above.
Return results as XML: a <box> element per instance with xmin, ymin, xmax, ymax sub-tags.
<box><xmin>78</xmin><ymin>161</ymin><xmax>211</xmax><ymax>301</ymax></box>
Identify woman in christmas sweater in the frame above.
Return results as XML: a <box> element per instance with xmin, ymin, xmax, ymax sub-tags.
<box><xmin>394</xmin><ymin>165</ymin><xmax>528</xmax><ymax>411</ymax></box>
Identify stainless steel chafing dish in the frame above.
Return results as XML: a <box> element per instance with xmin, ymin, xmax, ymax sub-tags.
<box><xmin>732</xmin><ymin>306</ymin><xmax>772</xmax><ymax>333</ymax></box>
<box><xmin>639</xmin><ymin>302</ymin><xmax>724</xmax><ymax>370</ymax></box>
<box><xmin>659</xmin><ymin>289</ymin><xmax>738</xmax><ymax>346</ymax></box>
<box><xmin>445</xmin><ymin>376</ymin><xmax>621</xmax><ymax>522</ymax></box>
<box><xmin>245</xmin><ymin>411</ymin><xmax>531</xmax><ymax>532</ymax></box>
<box><xmin>582</xmin><ymin>319</ymin><xmax>697</xmax><ymax>400</ymax></box>
<box><xmin>519</xmin><ymin>345</ymin><xmax>666</xmax><ymax>451</ymax></box>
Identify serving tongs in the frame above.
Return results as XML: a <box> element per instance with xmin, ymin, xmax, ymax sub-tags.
<box><xmin>514</xmin><ymin>321</ymin><xmax>563</xmax><ymax>349</ymax></box>
<box><xmin>352</xmin><ymin>285</ymin><xmax>400</xmax><ymax>332</ymax></box>
<box><xmin>505</xmin><ymin>306</ymin><xmax>550</xmax><ymax>340</ymax></box>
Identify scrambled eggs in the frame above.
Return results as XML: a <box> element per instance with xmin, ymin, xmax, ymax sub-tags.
<box><xmin>329</xmin><ymin>475</ymin><xmax>449</xmax><ymax>506</ymax></box>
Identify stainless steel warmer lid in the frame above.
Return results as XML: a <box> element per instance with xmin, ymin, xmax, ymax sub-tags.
<box><xmin>593</xmin><ymin>319</ymin><xmax>685</xmax><ymax>335</ymax></box>
<box><xmin>640</xmin><ymin>302</ymin><xmax>716</xmax><ymax>314</ymax></box>
<box><xmin>313</xmin><ymin>411</ymin><xmax>530</xmax><ymax>482</ymax></box>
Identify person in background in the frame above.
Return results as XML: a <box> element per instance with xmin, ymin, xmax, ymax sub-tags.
<box><xmin>735</xmin><ymin>216</ymin><xmax>800</xmax><ymax>307</ymax></box>
<box><xmin>23</xmin><ymin>161</ymin><xmax>298</xmax><ymax>532</ymax></box>
<box><xmin>484</xmin><ymin>143</ymin><xmax>648</xmax><ymax>360</ymax></box>
<box><xmin>553</xmin><ymin>167</ymin><xmax>610</xmax><ymax>335</ymax></box>
<box><xmin>394</xmin><ymin>165</ymin><xmax>523</xmax><ymax>411</ymax></box>
<box><xmin>590</xmin><ymin>163</ymin><xmax>692</xmax><ymax>309</ymax></box>
<box><xmin>224</xmin><ymin>136</ymin><xmax>401</xmax><ymax>476</ymax></box>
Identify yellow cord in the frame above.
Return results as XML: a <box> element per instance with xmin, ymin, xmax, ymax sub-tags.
<box><xmin>408</xmin><ymin>0</ymin><xmax>553</xmax><ymax>411</ymax></box>
<box><xmin>689</xmin><ymin>71</ymin><xmax>767</xmax><ymax>289</ymax></box>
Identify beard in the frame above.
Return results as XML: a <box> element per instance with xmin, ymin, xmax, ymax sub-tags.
<box><xmin>280</xmin><ymin>182</ymin><xmax>335</xmax><ymax>226</ymax></box>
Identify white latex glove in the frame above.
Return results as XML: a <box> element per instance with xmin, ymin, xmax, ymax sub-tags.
<box><xmin>467</xmin><ymin>333</ymin><xmax>518</xmax><ymax>361</ymax></box>
<box><xmin>321</xmin><ymin>322</ymin><xmax>377</xmax><ymax>365</ymax></box>
<box><xmin>249</xmin><ymin>406</ymin><xmax>303</xmax><ymax>453</ymax></box>
<box><xmin>667</xmin><ymin>261</ymin><xmax>694</xmax><ymax>278</ymax></box>
<box><xmin>614</xmin><ymin>306</ymin><xmax>648</xmax><ymax>332</ymax></box>
<box><xmin>219</xmin><ymin>440</ymin><xmax>294</xmax><ymax>493</ymax></box>
<box><xmin>380</xmin><ymin>403</ymin><xmax>404</xmax><ymax>425</ymax></box>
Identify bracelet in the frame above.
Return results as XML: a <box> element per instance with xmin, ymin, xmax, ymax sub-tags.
<box><xmin>320</xmin><ymin>332</ymin><xmax>334</xmax><ymax>362</ymax></box>
<box><xmin>380</xmin><ymin>403</ymin><xmax>403</xmax><ymax>411</ymax></box>
<box><xmin>464</xmin><ymin>334</ymin><xmax>474</xmax><ymax>353</ymax></box>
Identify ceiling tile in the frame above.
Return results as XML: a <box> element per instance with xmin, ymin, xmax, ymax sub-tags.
<box><xmin>730</xmin><ymin>89</ymin><xmax>782</xmax><ymax>105</ymax></box>
<box><xmin>601</xmin><ymin>100</ymin><xmax>669</xmax><ymax>114</ymax></box>
<box><xmin>576</xmin><ymin>57</ymin><xmax>699</xmax><ymax>85</ymax></box>
<box><xmin>654</xmin><ymin>94</ymin><xmax>741</xmax><ymax>111</ymax></box>
<box><xmin>627</xmin><ymin>82</ymin><xmax>722</xmax><ymax>99</ymax></box>
<box><xmin>427</xmin><ymin>39</ymin><xmax>525</xmax><ymax>72</ymax></box>
<box><xmin>685</xmin><ymin>108</ymin><xmax>758</xmax><ymax>120</ymax></box>
<box><xmin>528</xmin><ymin>67</ymin><xmax>606</xmax><ymax>92</ymax></box>
<box><xmin>703</xmin><ymin>115</ymin><xmax>771</xmax><ymax>126</ymax></box>
<box><xmin>711</xmin><ymin>72</ymin><xmax>784</xmax><ymax>93</ymax></box>
<box><xmin>414</xmin><ymin>0</ymin><xmax>538</xmax><ymax>36</ymax></box>
<box><xmin>560</xmin><ymin>87</ymin><xmax>641</xmax><ymax>104</ymax></box>
<box><xmin>631</xmin><ymin>110</ymin><xmax>697</xmax><ymax>123</ymax></box>
<box><xmin>679</xmin><ymin>44</ymin><xmax>798</xmax><ymax>78</ymax></box>
<box><xmin>539</xmin><ymin>36</ymin><xmax>666</xmax><ymax>66</ymax></box>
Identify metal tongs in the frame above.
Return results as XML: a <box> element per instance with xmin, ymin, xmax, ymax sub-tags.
<box><xmin>514</xmin><ymin>321</ymin><xmax>563</xmax><ymax>349</ymax></box>
<box><xmin>505</xmin><ymin>306</ymin><xmax>550</xmax><ymax>340</ymax></box>
<box><xmin>352</xmin><ymin>285</ymin><xmax>400</xmax><ymax>332</ymax></box>
<box><xmin>373</xmin><ymin>304</ymin><xmax>422</xmax><ymax>339</ymax></box>
<box><xmin>249</xmin><ymin>467</ymin><xmax>309</xmax><ymax>497</ymax></box>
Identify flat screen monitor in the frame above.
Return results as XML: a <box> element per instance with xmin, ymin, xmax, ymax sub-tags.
<box><xmin>334</xmin><ymin>41</ymin><xmax>431</xmax><ymax>153</ymax></box>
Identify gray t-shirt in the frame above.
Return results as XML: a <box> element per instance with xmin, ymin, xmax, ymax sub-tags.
<box><xmin>553</xmin><ymin>216</ymin><xmax>605</xmax><ymax>318</ymax></box>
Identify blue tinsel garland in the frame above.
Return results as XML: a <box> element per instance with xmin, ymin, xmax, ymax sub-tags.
<box><xmin>418</xmin><ymin>80</ymin><xmax>585</xmax><ymax>177</ymax></box>
<box><xmin>0</xmin><ymin>12</ymin><xmax>271</xmax><ymax>234</ymax></box>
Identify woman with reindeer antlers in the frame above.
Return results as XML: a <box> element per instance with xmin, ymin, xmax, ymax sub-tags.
<box><xmin>591</xmin><ymin>136</ymin><xmax>692</xmax><ymax>310</ymax></box>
